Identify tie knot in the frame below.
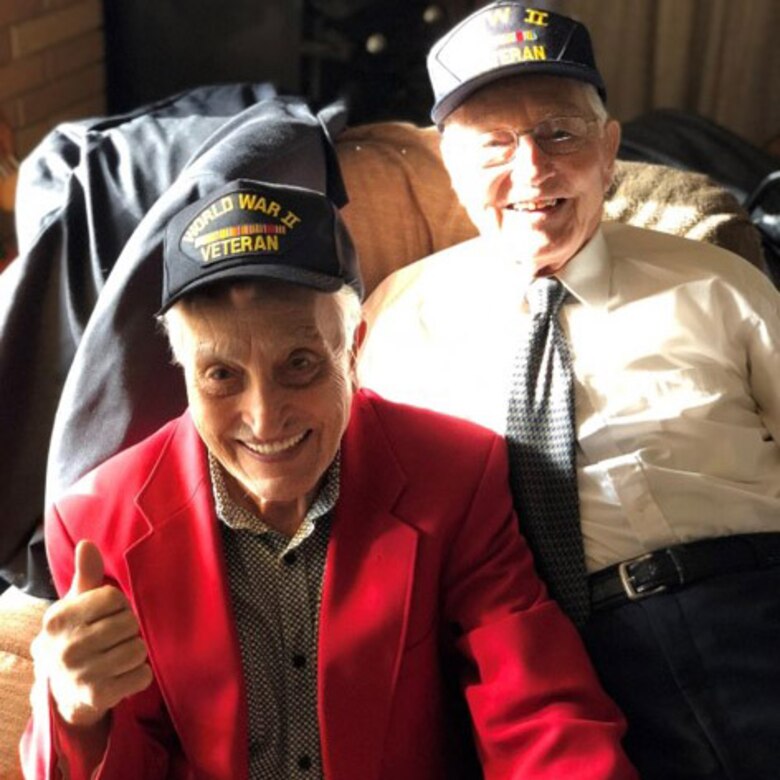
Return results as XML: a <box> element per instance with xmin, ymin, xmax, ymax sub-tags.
<box><xmin>528</xmin><ymin>276</ymin><xmax>567</xmax><ymax>318</ymax></box>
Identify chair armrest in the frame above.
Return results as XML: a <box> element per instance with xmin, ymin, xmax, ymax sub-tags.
<box><xmin>0</xmin><ymin>588</ymin><xmax>49</xmax><ymax>778</ymax></box>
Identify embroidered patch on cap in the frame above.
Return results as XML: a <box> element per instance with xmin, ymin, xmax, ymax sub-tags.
<box><xmin>180</xmin><ymin>189</ymin><xmax>303</xmax><ymax>265</ymax></box>
<box><xmin>160</xmin><ymin>179</ymin><xmax>363</xmax><ymax>313</ymax></box>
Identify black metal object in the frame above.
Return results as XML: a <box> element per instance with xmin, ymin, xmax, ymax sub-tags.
<box><xmin>102</xmin><ymin>0</ymin><xmax>473</xmax><ymax>124</ymax></box>
<box><xmin>102</xmin><ymin>0</ymin><xmax>304</xmax><ymax>114</ymax></box>
<box><xmin>301</xmin><ymin>0</ymin><xmax>470</xmax><ymax>124</ymax></box>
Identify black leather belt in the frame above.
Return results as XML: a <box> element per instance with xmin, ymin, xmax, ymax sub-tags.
<box><xmin>590</xmin><ymin>533</ymin><xmax>780</xmax><ymax>611</ymax></box>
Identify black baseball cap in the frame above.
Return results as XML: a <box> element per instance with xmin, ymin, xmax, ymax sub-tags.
<box><xmin>428</xmin><ymin>1</ymin><xmax>606</xmax><ymax>124</ymax></box>
<box><xmin>160</xmin><ymin>179</ymin><xmax>363</xmax><ymax>313</ymax></box>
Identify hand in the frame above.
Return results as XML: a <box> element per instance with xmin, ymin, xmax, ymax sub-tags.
<box><xmin>31</xmin><ymin>541</ymin><xmax>154</xmax><ymax>728</ymax></box>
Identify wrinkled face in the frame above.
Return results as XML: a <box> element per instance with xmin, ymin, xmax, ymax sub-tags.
<box><xmin>441</xmin><ymin>75</ymin><xmax>621</xmax><ymax>276</ymax></box>
<box><xmin>170</xmin><ymin>283</ymin><xmax>360</xmax><ymax>523</ymax></box>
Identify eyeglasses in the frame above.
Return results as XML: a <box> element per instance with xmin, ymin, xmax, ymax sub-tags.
<box><xmin>465</xmin><ymin>116</ymin><xmax>601</xmax><ymax>168</ymax></box>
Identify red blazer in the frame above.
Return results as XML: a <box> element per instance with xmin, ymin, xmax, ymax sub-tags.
<box><xmin>23</xmin><ymin>390</ymin><xmax>636</xmax><ymax>780</ymax></box>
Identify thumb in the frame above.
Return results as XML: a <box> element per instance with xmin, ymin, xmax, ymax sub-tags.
<box><xmin>68</xmin><ymin>540</ymin><xmax>105</xmax><ymax>596</ymax></box>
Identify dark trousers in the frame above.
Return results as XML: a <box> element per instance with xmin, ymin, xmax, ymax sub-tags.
<box><xmin>582</xmin><ymin>566</ymin><xmax>780</xmax><ymax>780</ymax></box>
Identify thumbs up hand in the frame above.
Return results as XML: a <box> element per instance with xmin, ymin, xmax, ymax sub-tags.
<box><xmin>31</xmin><ymin>541</ymin><xmax>154</xmax><ymax>728</ymax></box>
<box><xmin>67</xmin><ymin>538</ymin><xmax>105</xmax><ymax>597</ymax></box>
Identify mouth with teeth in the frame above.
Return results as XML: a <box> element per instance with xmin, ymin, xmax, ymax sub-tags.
<box><xmin>239</xmin><ymin>430</ymin><xmax>310</xmax><ymax>458</ymax></box>
<box><xmin>507</xmin><ymin>197</ymin><xmax>562</xmax><ymax>212</ymax></box>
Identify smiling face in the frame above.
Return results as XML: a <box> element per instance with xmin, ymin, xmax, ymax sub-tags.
<box><xmin>441</xmin><ymin>75</ymin><xmax>621</xmax><ymax>276</ymax></box>
<box><xmin>167</xmin><ymin>281</ymin><xmax>362</xmax><ymax>533</ymax></box>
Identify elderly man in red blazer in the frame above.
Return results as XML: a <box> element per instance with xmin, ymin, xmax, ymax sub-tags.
<box><xmin>22</xmin><ymin>180</ymin><xmax>636</xmax><ymax>780</ymax></box>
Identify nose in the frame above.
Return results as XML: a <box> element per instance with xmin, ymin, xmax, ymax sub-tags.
<box><xmin>242</xmin><ymin>376</ymin><xmax>287</xmax><ymax>439</ymax></box>
<box><xmin>510</xmin><ymin>132</ymin><xmax>554</xmax><ymax>186</ymax></box>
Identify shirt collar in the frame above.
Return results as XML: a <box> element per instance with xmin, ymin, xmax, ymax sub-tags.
<box><xmin>557</xmin><ymin>226</ymin><xmax>611</xmax><ymax>309</ymax></box>
<box><xmin>209</xmin><ymin>451</ymin><xmax>340</xmax><ymax>552</ymax></box>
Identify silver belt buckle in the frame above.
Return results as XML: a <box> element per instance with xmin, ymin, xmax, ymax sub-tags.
<box><xmin>618</xmin><ymin>552</ymin><xmax>669</xmax><ymax>601</ymax></box>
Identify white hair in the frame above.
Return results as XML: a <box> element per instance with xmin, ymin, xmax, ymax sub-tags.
<box><xmin>581</xmin><ymin>83</ymin><xmax>609</xmax><ymax>124</ymax></box>
<box><xmin>332</xmin><ymin>283</ymin><xmax>363</xmax><ymax>352</ymax></box>
<box><xmin>158</xmin><ymin>280</ymin><xmax>363</xmax><ymax>367</ymax></box>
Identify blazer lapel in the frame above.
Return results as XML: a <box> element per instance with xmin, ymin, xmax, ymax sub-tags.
<box><xmin>319</xmin><ymin>392</ymin><xmax>419</xmax><ymax>780</ymax></box>
<box><xmin>126</xmin><ymin>415</ymin><xmax>249</xmax><ymax>780</ymax></box>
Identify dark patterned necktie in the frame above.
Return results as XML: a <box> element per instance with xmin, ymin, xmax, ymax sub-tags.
<box><xmin>505</xmin><ymin>276</ymin><xmax>590</xmax><ymax>626</ymax></box>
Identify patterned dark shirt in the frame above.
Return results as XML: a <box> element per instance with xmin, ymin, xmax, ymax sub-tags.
<box><xmin>209</xmin><ymin>453</ymin><xmax>339</xmax><ymax>780</ymax></box>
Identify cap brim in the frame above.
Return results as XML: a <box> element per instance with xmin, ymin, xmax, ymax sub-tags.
<box><xmin>158</xmin><ymin>263</ymin><xmax>344</xmax><ymax>315</ymax></box>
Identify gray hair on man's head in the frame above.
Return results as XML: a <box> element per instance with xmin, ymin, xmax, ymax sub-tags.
<box><xmin>582</xmin><ymin>83</ymin><xmax>608</xmax><ymax>124</ymax></box>
<box><xmin>158</xmin><ymin>279</ymin><xmax>363</xmax><ymax>367</ymax></box>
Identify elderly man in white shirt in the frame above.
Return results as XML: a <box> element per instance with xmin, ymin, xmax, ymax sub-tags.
<box><xmin>359</xmin><ymin>3</ymin><xmax>780</xmax><ymax>779</ymax></box>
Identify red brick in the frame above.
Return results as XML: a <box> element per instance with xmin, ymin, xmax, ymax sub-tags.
<box><xmin>0</xmin><ymin>0</ymin><xmax>46</xmax><ymax>28</ymax></box>
<box><xmin>7</xmin><ymin>100</ymin><xmax>24</xmax><ymax>129</ymax></box>
<box><xmin>1</xmin><ymin>98</ymin><xmax>21</xmax><ymax>129</ymax></box>
<box><xmin>0</xmin><ymin>54</ymin><xmax>46</xmax><ymax>101</ymax></box>
<box><xmin>44</xmin><ymin>28</ymin><xmax>103</xmax><ymax>78</ymax></box>
<box><xmin>0</xmin><ymin>29</ymin><xmax>12</xmax><ymax>66</ymax></box>
<box><xmin>17</xmin><ymin>61</ymin><xmax>104</xmax><ymax>125</ymax></box>
<box><xmin>11</xmin><ymin>0</ymin><xmax>102</xmax><ymax>58</ymax></box>
<box><xmin>44</xmin><ymin>0</ymin><xmax>89</xmax><ymax>9</ymax></box>
<box><xmin>15</xmin><ymin>117</ymin><xmax>53</xmax><ymax>158</ymax></box>
<box><xmin>70</xmin><ymin>91</ymin><xmax>104</xmax><ymax>118</ymax></box>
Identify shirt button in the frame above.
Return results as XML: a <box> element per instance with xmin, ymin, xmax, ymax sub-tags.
<box><xmin>283</xmin><ymin>551</ymin><xmax>298</xmax><ymax>566</ymax></box>
<box><xmin>292</xmin><ymin>653</ymin><xmax>306</xmax><ymax>669</ymax></box>
<box><xmin>298</xmin><ymin>754</ymin><xmax>312</xmax><ymax>771</ymax></box>
<box><xmin>249</xmin><ymin>739</ymin><xmax>262</xmax><ymax>757</ymax></box>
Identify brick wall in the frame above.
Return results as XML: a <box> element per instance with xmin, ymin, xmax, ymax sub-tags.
<box><xmin>0</xmin><ymin>0</ymin><xmax>105</xmax><ymax>266</ymax></box>
<box><xmin>0</xmin><ymin>0</ymin><xmax>106</xmax><ymax>159</ymax></box>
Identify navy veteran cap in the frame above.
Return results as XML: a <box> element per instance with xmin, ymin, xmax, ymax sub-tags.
<box><xmin>161</xmin><ymin>179</ymin><xmax>363</xmax><ymax>312</ymax></box>
<box><xmin>428</xmin><ymin>1</ymin><xmax>606</xmax><ymax>124</ymax></box>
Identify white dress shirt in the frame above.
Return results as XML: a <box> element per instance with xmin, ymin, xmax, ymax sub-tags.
<box><xmin>359</xmin><ymin>222</ymin><xmax>780</xmax><ymax>573</ymax></box>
